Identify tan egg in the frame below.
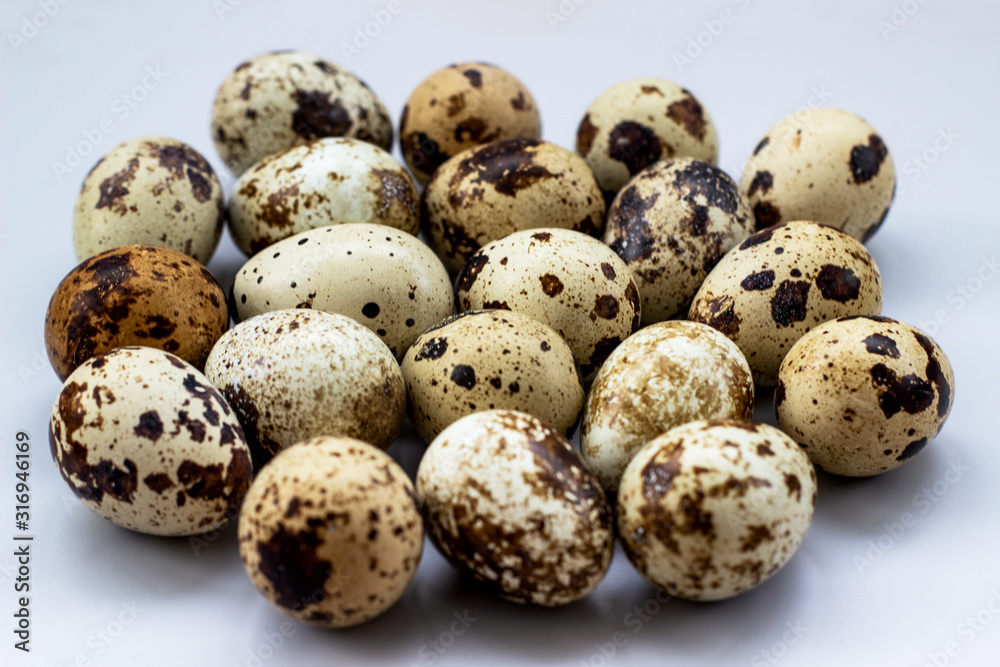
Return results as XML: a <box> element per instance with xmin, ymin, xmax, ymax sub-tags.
<box><xmin>228</xmin><ymin>137</ymin><xmax>418</xmax><ymax>256</ymax></box>
<box><xmin>618</xmin><ymin>419</ymin><xmax>817</xmax><ymax>601</ymax></box>
<box><xmin>239</xmin><ymin>436</ymin><xmax>422</xmax><ymax>627</ymax></box>
<box><xmin>44</xmin><ymin>245</ymin><xmax>229</xmax><ymax>382</ymax></box>
<box><xmin>604</xmin><ymin>158</ymin><xmax>753</xmax><ymax>323</ymax></box>
<box><xmin>231</xmin><ymin>224</ymin><xmax>453</xmax><ymax>361</ymax></box>
<box><xmin>73</xmin><ymin>137</ymin><xmax>225</xmax><ymax>265</ymax></box>
<box><xmin>416</xmin><ymin>410</ymin><xmax>613</xmax><ymax>606</ymax></box>
<box><xmin>688</xmin><ymin>221</ymin><xmax>883</xmax><ymax>386</ymax></box>
<box><xmin>422</xmin><ymin>138</ymin><xmax>606</xmax><ymax>272</ymax></box>
<box><xmin>203</xmin><ymin>309</ymin><xmax>404</xmax><ymax>469</ymax></box>
<box><xmin>576</xmin><ymin>78</ymin><xmax>719</xmax><ymax>201</ymax></box>
<box><xmin>581</xmin><ymin>321</ymin><xmax>755</xmax><ymax>494</ymax></box>
<box><xmin>456</xmin><ymin>228</ymin><xmax>639</xmax><ymax>380</ymax></box>
<box><xmin>401</xmin><ymin>310</ymin><xmax>584</xmax><ymax>444</ymax></box>
<box><xmin>775</xmin><ymin>316</ymin><xmax>954</xmax><ymax>477</ymax></box>
<box><xmin>399</xmin><ymin>63</ymin><xmax>542</xmax><ymax>183</ymax></box>
<box><xmin>211</xmin><ymin>51</ymin><xmax>392</xmax><ymax>176</ymax></box>
<box><xmin>741</xmin><ymin>107</ymin><xmax>896</xmax><ymax>242</ymax></box>
<box><xmin>48</xmin><ymin>347</ymin><xmax>251</xmax><ymax>536</ymax></box>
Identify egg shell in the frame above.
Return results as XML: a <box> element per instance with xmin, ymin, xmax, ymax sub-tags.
<box><xmin>48</xmin><ymin>347</ymin><xmax>252</xmax><ymax>536</ymax></box>
<box><xmin>228</xmin><ymin>137</ymin><xmax>419</xmax><ymax>256</ymax></box>
<box><xmin>604</xmin><ymin>158</ymin><xmax>753</xmax><ymax>323</ymax></box>
<box><xmin>74</xmin><ymin>137</ymin><xmax>225</xmax><ymax>265</ymax></box>
<box><xmin>422</xmin><ymin>138</ymin><xmax>605</xmax><ymax>272</ymax></box>
<box><xmin>617</xmin><ymin>419</ymin><xmax>817</xmax><ymax>601</ymax></box>
<box><xmin>576</xmin><ymin>78</ymin><xmax>719</xmax><ymax>200</ymax></box>
<box><xmin>211</xmin><ymin>52</ymin><xmax>392</xmax><ymax>176</ymax></box>
<box><xmin>688</xmin><ymin>221</ymin><xmax>883</xmax><ymax>386</ymax></box>
<box><xmin>456</xmin><ymin>228</ymin><xmax>639</xmax><ymax>380</ymax></box>
<box><xmin>239</xmin><ymin>436</ymin><xmax>422</xmax><ymax>627</ymax></box>
<box><xmin>741</xmin><ymin>107</ymin><xmax>895</xmax><ymax>242</ymax></box>
<box><xmin>204</xmin><ymin>309</ymin><xmax>405</xmax><ymax>468</ymax></box>
<box><xmin>45</xmin><ymin>245</ymin><xmax>229</xmax><ymax>382</ymax></box>
<box><xmin>582</xmin><ymin>321</ymin><xmax>755</xmax><ymax>493</ymax></box>
<box><xmin>232</xmin><ymin>224</ymin><xmax>453</xmax><ymax>360</ymax></box>
<box><xmin>775</xmin><ymin>316</ymin><xmax>954</xmax><ymax>476</ymax></box>
<box><xmin>416</xmin><ymin>410</ymin><xmax>614</xmax><ymax>606</ymax></box>
<box><xmin>399</xmin><ymin>63</ymin><xmax>542</xmax><ymax>183</ymax></box>
<box><xmin>401</xmin><ymin>310</ymin><xmax>584</xmax><ymax>444</ymax></box>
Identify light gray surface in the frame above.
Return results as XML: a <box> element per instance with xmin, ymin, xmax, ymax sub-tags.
<box><xmin>2</xmin><ymin>1</ymin><xmax>999</xmax><ymax>665</ymax></box>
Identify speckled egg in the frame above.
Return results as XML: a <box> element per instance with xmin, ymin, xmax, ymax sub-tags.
<box><xmin>45</xmin><ymin>245</ymin><xmax>229</xmax><ymax>382</ymax></box>
<box><xmin>422</xmin><ymin>138</ymin><xmax>606</xmax><ymax>273</ymax></box>
<box><xmin>576</xmin><ymin>78</ymin><xmax>719</xmax><ymax>201</ymax></box>
<box><xmin>204</xmin><ymin>309</ymin><xmax>404</xmax><ymax>468</ymax></box>
<box><xmin>618</xmin><ymin>419</ymin><xmax>816</xmax><ymax>601</ymax></box>
<box><xmin>228</xmin><ymin>137</ymin><xmax>419</xmax><ymax>256</ymax></box>
<box><xmin>211</xmin><ymin>52</ymin><xmax>392</xmax><ymax>176</ymax></box>
<box><xmin>399</xmin><ymin>63</ymin><xmax>542</xmax><ymax>183</ymax></box>
<box><xmin>741</xmin><ymin>107</ymin><xmax>895</xmax><ymax>242</ymax></box>
<box><xmin>688</xmin><ymin>221</ymin><xmax>883</xmax><ymax>386</ymax></box>
<box><xmin>401</xmin><ymin>310</ymin><xmax>584</xmax><ymax>444</ymax></box>
<box><xmin>231</xmin><ymin>224</ymin><xmax>453</xmax><ymax>360</ymax></box>
<box><xmin>581</xmin><ymin>321</ymin><xmax>755</xmax><ymax>494</ymax></box>
<box><xmin>49</xmin><ymin>346</ymin><xmax>251</xmax><ymax>536</ymax></box>
<box><xmin>74</xmin><ymin>137</ymin><xmax>225</xmax><ymax>265</ymax></box>
<box><xmin>239</xmin><ymin>436</ymin><xmax>422</xmax><ymax>627</ymax></box>
<box><xmin>604</xmin><ymin>158</ymin><xmax>753</xmax><ymax>323</ymax></box>
<box><xmin>775</xmin><ymin>316</ymin><xmax>954</xmax><ymax>477</ymax></box>
<box><xmin>456</xmin><ymin>228</ymin><xmax>639</xmax><ymax>380</ymax></box>
<box><xmin>416</xmin><ymin>410</ymin><xmax>613</xmax><ymax>606</ymax></box>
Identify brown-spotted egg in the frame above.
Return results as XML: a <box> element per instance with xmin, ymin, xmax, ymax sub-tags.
<box><xmin>618</xmin><ymin>419</ymin><xmax>816</xmax><ymax>601</ymax></box>
<box><xmin>416</xmin><ymin>410</ymin><xmax>614</xmax><ymax>606</ymax></box>
<box><xmin>775</xmin><ymin>316</ymin><xmax>954</xmax><ymax>476</ymax></box>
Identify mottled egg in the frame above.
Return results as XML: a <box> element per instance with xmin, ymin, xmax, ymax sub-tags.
<box><xmin>49</xmin><ymin>346</ymin><xmax>252</xmax><ymax>536</ymax></box>
<box><xmin>604</xmin><ymin>158</ymin><xmax>753</xmax><ymax>323</ymax></box>
<box><xmin>416</xmin><ymin>410</ymin><xmax>614</xmax><ymax>606</ymax></box>
<box><xmin>776</xmin><ymin>316</ymin><xmax>954</xmax><ymax>477</ymax></box>
<box><xmin>576</xmin><ymin>78</ymin><xmax>719</xmax><ymax>200</ymax></box>
<box><xmin>456</xmin><ymin>228</ymin><xmax>639</xmax><ymax>380</ymax></box>
<box><xmin>688</xmin><ymin>221</ymin><xmax>883</xmax><ymax>386</ymax></box>
<box><xmin>399</xmin><ymin>63</ymin><xmax>542</xmax><ymax>183</ymax></box>
<box><xmin>45</xmin><ymin>245</ymin><xmax>229</xmax><ymax>382</ymax></box>
<box><xmin>228</xmin><ymin>137</ymin><xmax>419</xmax><ymax>256</ymax></box>
<box><xmin>204</xmin><ymin>309</ymin><xmax>404</xmax><ymax>468</ymax></box>
<box><xmin>231</xmin><ymin>224</ymin><xmax>453</xmax><ymax>360</ymax></box>
<box><xmin>212</xmin><ymin>51</ymin><xmax>392</xmax><ymax>176</ymax></box>
<box><xmin>618</xmin><ymin>419</ymin><xmax>816</xmax><ymax>601</ymax></box>
<box><xmin>582</xmin><ymin>321</ymin><xmax>755</xmax><ymax>494</ymax></box>
<box><xmin>74</xmin><ymin>137</ymin><xmax>225</xmax><ymax>265</ymax></box>
<box><xmin>401</xmin><ymin>310</ymin><xmax>584</xmax><ymax>443</ymax></box>
<box><xmin>741</xmin><ymin>107</ymin><xmax>895</xmax><ymax>241</ymax></box>
<box><xmin>239</xmin><ymin>436</ymin><xmax>422</xmax><ymax>627</ymax></box>
<box><xmin>422</xmin><ymin>138</ymin><xmax>606</xmax><ymax>273</ymax></box>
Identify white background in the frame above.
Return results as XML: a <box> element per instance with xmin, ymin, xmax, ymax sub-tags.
<box><xmin>2</xmin><ymin>1</ymin><xmax>999</xmax><ymax>666</ymax></box>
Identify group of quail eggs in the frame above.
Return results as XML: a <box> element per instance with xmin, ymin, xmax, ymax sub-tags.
<box><xmin>46</xmin><ymin>51</ymin><xmax>954</xmax><ymax>627</ymax></box>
